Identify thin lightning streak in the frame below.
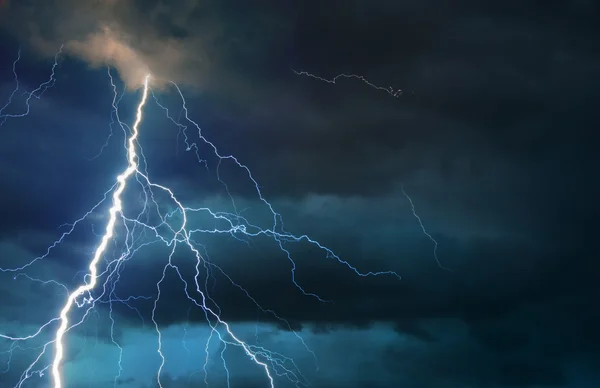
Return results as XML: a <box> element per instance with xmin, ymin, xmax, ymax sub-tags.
<box><xmin>50</xmin><ymin>76</ymin><xmax>150</xmax><ymax>388</ymax></box>
<box><xmin>0</xmin><ymin>45</ymin><xmax>63</xmax><ymax>126</ymax></box>
<box><xmin>292</xmin><ymin>69</ymin><xmax>403</xmax><ymax>97</ymax></box>
<box><xmin>0</xmin><ymin>49</ymin><xmax>21</xmax><ymax>125</ymax></box>
<box><xmin>401</xmin><ymin>184</ymin><xmax>452</xmax><ymax>272</ymax></box>
<box><xmin>86</xmin><ymin>67</ymin><xmax>127</xmax><ymax>161</ymax></box>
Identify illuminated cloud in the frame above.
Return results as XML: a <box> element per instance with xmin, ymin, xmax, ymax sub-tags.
<box><xmin>0</xmin><ymin>0</ymin><xmax>210</xmax><ymax>89</ymax></box>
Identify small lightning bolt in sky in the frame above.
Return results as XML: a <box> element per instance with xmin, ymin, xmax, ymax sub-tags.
<box><xmin>0</xmin><ymin>49</ymin><xmax>404</xmax><ymax>388</ymax></box>
<box><xmin>292</xmin><ymin>69</ymin><xmax>404</xmax><ymax>97</ymax></box>
<box><xmin>401</xmin><ymin>185</ymin><xmax>452</xmax><ymax>272</ymax></box>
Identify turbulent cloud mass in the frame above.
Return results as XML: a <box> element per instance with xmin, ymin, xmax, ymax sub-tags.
<box><xmin>1</xmin><ymin>0</ymin><xmax>599</xmax><ymax>387</ymax></box>
<box><xmin>2</xmin><ymin>0</ymin><xmax>223</xmax><ymax>89</ymax></box>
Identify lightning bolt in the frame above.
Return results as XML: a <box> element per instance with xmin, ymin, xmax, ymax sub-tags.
<box><xmin>1</xmin><ymin>49</ymin><xmax>401</xmax><ymax>388</ymax></box>
<box><xmin>292</xmin><ymin>69</ymin><xmax>404</xmax><ymax>97</ymax></box>
<box><xmin>50</xmin><ymin>74</ymin><xmax>150</xmax><ymax>388</ymax></box>
<box><xmin>0</xmin><ymin>45</ymin><xmax>62</xmax><ymax>126</ymax></box>
<box><xmin>401</xmin><ymin>185</ymin><xmax>452</xmax><ymax>272</ymax></box>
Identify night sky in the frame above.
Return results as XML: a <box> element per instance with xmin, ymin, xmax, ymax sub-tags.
<box><xmin>1</xmin><ymin>1</ymin><xmax>599</xmax><ymax>387</ymax></box>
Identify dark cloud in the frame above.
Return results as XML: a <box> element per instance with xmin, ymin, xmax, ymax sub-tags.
<box><xmin>0</xmin><ymin>0</ymin><xmax>296</xmax><ymax>90</ymax></box>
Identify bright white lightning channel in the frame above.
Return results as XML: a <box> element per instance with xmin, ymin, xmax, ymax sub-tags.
<box><xmin>51</xmin><ymin>74</ymin><xmax>151</xmax><ymax>388</ymax></box>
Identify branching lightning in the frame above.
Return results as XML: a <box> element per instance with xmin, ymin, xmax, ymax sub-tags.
<box><xmin>0</xmin><ymin>49</ymin><xmax>403</xmax><ymax>388</ymax></box>
<box><xmin>0</xmin><ymin>46</ymin><xmax>63</xmax><ymax>126</ymax></box>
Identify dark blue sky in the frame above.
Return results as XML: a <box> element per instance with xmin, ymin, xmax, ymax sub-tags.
<box><xmin>0</xmin><ymin>1</ymin><xmax>599</xmax><ymax>387</ymax></box>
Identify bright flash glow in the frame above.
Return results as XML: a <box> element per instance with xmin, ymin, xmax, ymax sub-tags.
<box><xmin>50</xmin><ymin>75</ymin><xmax>150</xmax><ymax>388</ymax></box>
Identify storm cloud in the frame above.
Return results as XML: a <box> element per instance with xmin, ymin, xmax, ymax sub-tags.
<box><xmin>1</xmin><ymin>0</ymin><xmax>294</xmax><ymax>90</ymax></box>
<box><xmin>1</xmin><ymin>0</ymin><xmax>599</xmax><ymax>387</ymax></box>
